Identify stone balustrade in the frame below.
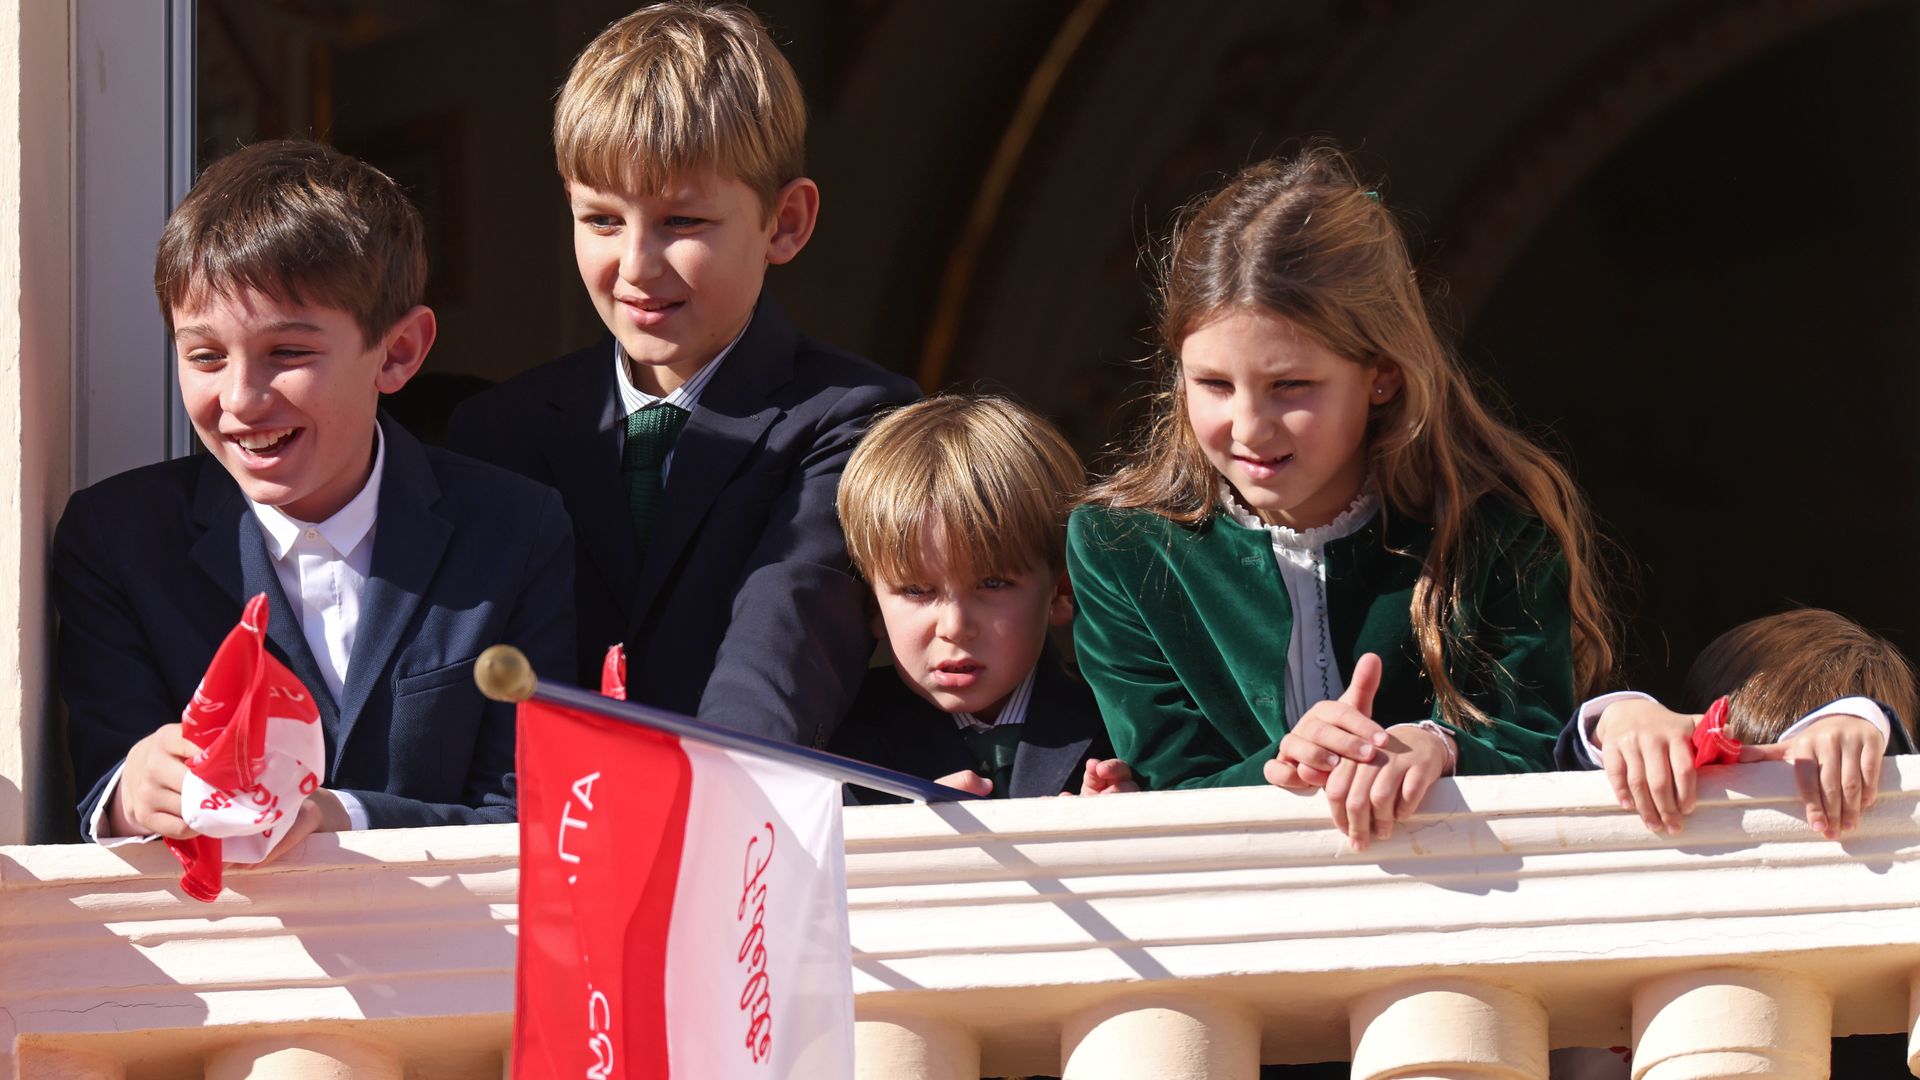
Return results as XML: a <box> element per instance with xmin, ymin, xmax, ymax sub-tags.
<box><xmin>4</xmin><ymin>761</ymin><xmax>1920</xmax><ymax>1078</ymax></box>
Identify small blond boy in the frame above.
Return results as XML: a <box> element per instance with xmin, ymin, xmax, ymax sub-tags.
<box><xmin>829</xmin><ymin>395</ymin><xmax>1133</xmax><ymax>800</ymax></box>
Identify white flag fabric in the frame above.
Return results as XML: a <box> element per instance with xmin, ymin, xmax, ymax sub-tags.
<box><xmin>515</xmin><ymin>693</ymin><xmax>854</xmax><ymax>1080</ymax></box>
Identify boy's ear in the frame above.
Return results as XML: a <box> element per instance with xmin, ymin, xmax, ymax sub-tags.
<box><xmin>765</xmin><ymin>177</ymin><xmax>819</xmax><ymax>266</ymax></box>
<box><xmin>374</xmin><ymin>305</ymin><xmax>437</xmax><ymax>394</ymax></box>
<box><xmin>1048</xmin><ymin>570</ymin><xmax>1075</xmax><ymax>628</ymax></box>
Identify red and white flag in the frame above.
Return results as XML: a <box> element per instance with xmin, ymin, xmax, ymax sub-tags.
<box><xmin>514</xmin><ymin>666</ymin><xmax>854</xmax><ymax>1079</ymax></box>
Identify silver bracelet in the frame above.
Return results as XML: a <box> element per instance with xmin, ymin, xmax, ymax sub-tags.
<box><xmin>1414</xmin><ymin>720</ymin><xmax>1458</xmax><ymax>776</ymax></box>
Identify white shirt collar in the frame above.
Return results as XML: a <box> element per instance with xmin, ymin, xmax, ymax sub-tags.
<box><xmin>953</xmin><ymin>663</ymin><xmax>1040</xmax><ymax>732</ymax></box>
<box><xmin>247</xmin><ymin>423</ymin><xmax>385</xmax><ymax>560</ymax></box>
<box><xmin>612</xmin><ymin>316</ymin><xmax>750</xmax><ymax>417</ymax></box>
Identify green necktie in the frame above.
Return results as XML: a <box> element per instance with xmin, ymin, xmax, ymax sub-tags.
<box><xmin>960</xmin><ymin>724</ymin><xmax>1024</xmax><ymax>798</ymax></box>
<box><xmin>623</xmin><ymin>403</ymin><xmax>690</xmax><ymax>554</ymax></box>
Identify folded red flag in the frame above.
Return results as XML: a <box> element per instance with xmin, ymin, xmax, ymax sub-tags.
<box><xmin>601</xmin><ymin>643</ymin><xmax>627</xmax><ymax>701</ymax></box>
<box><xmin>1690</xmin><ymin>695</ymin><xmax>1743</xmax><ymax>768</ymax></box>
<box><xmin>169</xmin><ymin>593</ymin><xmax>323</xmax><ymax>902</ymax></box>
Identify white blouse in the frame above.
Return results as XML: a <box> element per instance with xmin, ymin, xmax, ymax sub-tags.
<box><xmin>1221</xmin><ymin>485</ymin><xmax>1381</xmax><ymax>727</ymax></box>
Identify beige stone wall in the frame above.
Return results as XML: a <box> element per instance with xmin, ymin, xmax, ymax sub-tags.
<box><xmin>0</xmin><ymin>0</ymin><xmax>72</xmax><ymax>846</ymax></box>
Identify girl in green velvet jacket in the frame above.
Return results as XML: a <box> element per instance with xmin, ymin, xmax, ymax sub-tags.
<box><xmin>1068</xmin><ymin>145</ymin><xmax>1618</xmax><ymax>849</ymax></box>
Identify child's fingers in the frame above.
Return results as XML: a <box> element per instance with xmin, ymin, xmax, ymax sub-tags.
<box><xmin>1369</xmin><ymin>762</ymin><xmax>1400</xmax><ymax>841</ymax></box>
<box><xmin>1294</xmin><ymin>762</ymin><xmax>1331</xmax><ymax>788</ymax></box>
<box><xmin>1839</xmin><ymin>750</ymin><xmax>1866</xmax><ymax>834</ymax></box>
<box><xmin>1342</xmin><ymin>763</ymin><xmax>1381</xmax><ymax>851</ymax></box>
<box><xmin>1862</xmin><ymin>741</ymin><xmax>1883</xmax><ymax>812</ymax></box>
<box><xmin>1398</xmin><ymin>760</ymin><xmax>1438</xmax><ymax>823</ymax></box>
<box><xmin>1283</xmin><ymin>709</ymin><xmax>1383</xmax><ymax>766</ymax></box>
<box><xmin>1819</xmin><ymin>751</ymin><xmax>1847</xmax><ymax>838</ymax></box>
<box><xmin>138</xmin><ymin>808</ymin><xmax>196</xmax><ymax>840</ymax></box>
<box><xmin>1668</xmin><ymin>740</ymin><xmax>1698</xmax><ymax>816</ymax></box>
<box><xmin>1787</xmin><ymin>757</ymin><xmax>1825</xmax><ymax>837</ymax></box>
<box><xmin>1640</xmin><ymin>741</ymin><xmax>1683</xmax><ymax>835</ymax></box>
<box><xmin>1340</xmin><ymin>652</ymin><xmax>1383</xmax><ymax>717</ymax></box>
<box><xmin>252</xmin><ymin>799</ymin><xmax>323</xmax><ymax>866</ymax></box>
<box><xmin>1324</xmin><ymin>760</ymin><xmax>1356</xmax><ymax>838</ymax></box>
<box><xmin>1263</xmin><ymin>757</ymin><xmax>1310</xmax><ymax>790</ymax></box>
<box><xmin>1603</xmin><ymin>748</ymin><xmax>1634</xmax><ymax>812</ymax></box>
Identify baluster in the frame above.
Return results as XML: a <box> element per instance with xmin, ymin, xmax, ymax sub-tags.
<box><xmin>1632</xmin><ymin>967</ymin><xmax>1829</xmax><ymax>1079</ymax></box>
<box><xmin>1061</xmin><ymin>994</ymin><xmax>1258</xmax><ymax>1080</ymax></box>
<box><xmin>1350</xmin><ymin>978</ymin><xmax>1548</xmax><ymax>1080</ymax></box>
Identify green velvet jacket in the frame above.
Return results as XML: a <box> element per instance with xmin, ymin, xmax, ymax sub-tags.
<box><xmin>1066</xmin><ymin>499</ymin><xmax>1575</xmax><ymax>790</ymax></box>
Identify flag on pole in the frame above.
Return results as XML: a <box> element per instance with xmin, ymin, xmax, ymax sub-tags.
<box><xmin>514</xmin><ymin>680</ymin><xmax>854</xmax><ymax>1078</ymax></box>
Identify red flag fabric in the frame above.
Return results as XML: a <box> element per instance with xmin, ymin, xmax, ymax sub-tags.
<box><xmin>601</xmin><ymin>644</ymin><xmax>627</xmax><ymax>700</ymax></box>
<box><xmin>1690</xmin><ymin>695</ymin><xmax>1744</xmax><ymax>767</ymax></box>
<box><xmin>170</xmin><ymin>593</ymin><xmax>323</xmax><ymax>901</ymax></box>
<box><xmin>514</xmin><ymin>695</ymin><xmax>853</xmax><ymax>1079</ymax></box>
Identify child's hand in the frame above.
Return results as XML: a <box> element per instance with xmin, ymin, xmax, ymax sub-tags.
<box><xmin>1267</xmin><ymin>652</ymin><xmax>1389</xmax><ymax>790</ymax></box>
<box><xmin>108</xmin><ymin>723</ymin><xmax>200</xmax><ymax>840</ymax></box>
<box><xmin>1594</xmin><ymin>698</ymin><xmax>1698</xmax><ymax>835</ymax></box>
<box><xmin>243</xmin><ymin>789</ymin><xmax>351</xmax><ymax>867</ymax></box>
<box><xmin>934</xmin><ymin>770</ymin><xmax>994</xmax><ymax>797</ymax></box>
<box><xmin>1078</xmin><ymin>758</ymin><xmax>1138</xmax><ymax>796</ymax></box>
<box><xmin>1740</xmin><ymin>714</ymin><xmax>1885</xmax><ymax>839</ymax></box>
<box><xmin>1324</xmin><ymin>722</ymin><xmax>1452</xmax><ymax>850</ymax></box>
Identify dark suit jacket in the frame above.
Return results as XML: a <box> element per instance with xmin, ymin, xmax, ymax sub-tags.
<box><xmin>1554</xmin><ymin>697</ymin><xmax>1917</xmax><ymax>770</ymax></box>
<box><xmin>54</xmin><ymin>415</ymin><xmax>576</xmax><ymax>838</ymax></box>
<box><xmin>447</xmin><ymin>294</ymin><xmax>920</xmax><ymax>748</ymax></box>
<box><xmin>830</xmin><ymin>653</ymin><xmax>1112</xmax><ymax>803</ymax></box>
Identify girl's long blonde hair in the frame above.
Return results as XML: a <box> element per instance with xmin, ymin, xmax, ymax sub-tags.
<box><xmin>1088</xmin><ymin>145</ymin><xmax>1616</xmax><ymax>723</ymax></box>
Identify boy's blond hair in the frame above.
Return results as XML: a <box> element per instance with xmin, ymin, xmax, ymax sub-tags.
<box><xmin>555</xmin><ymin>1</ymin><xmax>806</xmax><ymax>214</ymax></box>
<box><xmin>154</xmin><ymin>140</ymin><xmax>426</xmax><ymax>346</ymax></box>
<box><xmin>1681</xmin><ymin>608</ymin><xmax>1920</xmax><ymax>744</ymax></box>
<box><xmin>840</xmin><ymin>395</ymin><xmax>1085</xmax><ymax>586</ymax></box>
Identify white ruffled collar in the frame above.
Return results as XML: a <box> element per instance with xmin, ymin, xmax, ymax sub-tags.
<box><xmin>1219</xmin><ymin>481</ymin><xmax>1380</xmax><ymax>551</ymax></box>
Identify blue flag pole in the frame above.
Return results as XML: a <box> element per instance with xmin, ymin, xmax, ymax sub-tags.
<box><xmin>475</xmin><ymin>645</ymin><xmax>981</xmax><ymax>803</ymax></box>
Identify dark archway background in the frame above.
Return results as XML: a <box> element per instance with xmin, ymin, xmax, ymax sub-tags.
<box><xmin>197</xmin><ymin>0</ymin><xmax>1920</xmax><ymax>696</ymax></box>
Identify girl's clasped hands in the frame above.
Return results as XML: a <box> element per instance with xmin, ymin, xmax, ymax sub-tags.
<box><xmin>1263</xmin><ymin>652</ymin><xmax>1456</xmax><ymax>850</ymax></box>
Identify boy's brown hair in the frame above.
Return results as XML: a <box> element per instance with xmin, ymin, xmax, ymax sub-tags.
<box><xmin>154</xmin><ymin>139</ymin><xmax>426</xmax><ymax>346</ymax></box>
<box><xmin>1681</xmin><ymin>608</ymin><xmax>1919</xmax><ymax>744</ymax></box>
<box><xmin>555</xmin><ymin>1</ymin><xmax>806</xmax><ymax>214</ymax></box>
<box><xmin>840</xmin><ymin>395</ymin><xmax>1085</xmax><ymax>586</ymax></box>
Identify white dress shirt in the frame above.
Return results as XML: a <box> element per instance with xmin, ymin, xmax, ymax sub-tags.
<box><xmin>612</xmin><ymin>320</ymin><xmax>745</xmax><ymax>480</ymax></box>
<box><xmin>91</xmin><ymin>428</ymin><xmax>387</xmax><ymax>844</ymax></box>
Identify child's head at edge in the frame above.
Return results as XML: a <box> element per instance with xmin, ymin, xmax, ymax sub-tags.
<box><xmin>154</xmin><ymin>139</ymin><xmax>434</xmax><ymax>524</ymax></box>
<box><xmin>555</xmin><ymin>1</ymin><xmax>817</xmax><ymax>396</ymax></box>
<box><xmin>1088</xmin><ymin>142</ymin><xmax>1617</xmax><ymax>724</ymax></box>
<box><xmin>840</xmin><ymin>395</ymin><xmax>1084</xmax><ymax>721</ymax></box>
<box><xmin>1682</xmin><ymin>609</ymin><xmax>1919</xmax><ymax>745</ymax></box>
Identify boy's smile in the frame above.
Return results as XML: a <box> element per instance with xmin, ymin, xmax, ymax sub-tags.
<box><xmin>871</xmin><ymin>530</ymin><xmax>1074</xmax><ymax>721</ymax></box>
<box><xmin>173</xmin><ymin>288</ymin><xmax>432</xmax><ymax>523</ymax></box>
<box><xmin>568</xmin><ymin>171</ymin><xmax>817</xmax><ymax>397</ymax></box>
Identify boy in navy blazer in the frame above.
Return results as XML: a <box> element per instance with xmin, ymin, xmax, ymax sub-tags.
<box><xmin>56</xmin><ymin>140</ymin><xmax>575</xmax><ymax>847</ymax></box>
<box><xmin>448</xmin><ymin>2</ymin><xmax>917</xmax><ymax>748</ymax></box>
<box><xmin>827</xmin><ymin>395</ymin><xmax>1134</xmax><ymax>802</ymax></box>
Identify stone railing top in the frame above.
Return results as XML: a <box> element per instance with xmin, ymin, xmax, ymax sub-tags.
<box><xmin>4</xmin><ymin>761</ymin><xmax>1918</xmax><ymax>1072</ymax></box>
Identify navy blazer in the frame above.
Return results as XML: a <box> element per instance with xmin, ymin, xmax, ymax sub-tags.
<box><xmin>1554</xmin><ymin>696</ymin><xmax>1917</xmax><ymax>770</ymax></box>
<box><xmin>54</xmin><ymin>415</ymin><xmax>576</xmax><ymax>837</ymax></box>
<box><xmin>830</xmin><ymin>652</ymin><xmax>1112</xmax><ymax>804</ymax></box>
<box><xmin>447</xmin><ymin>294</ymin><xmax>920</xmax><ymax>748</ymax></box>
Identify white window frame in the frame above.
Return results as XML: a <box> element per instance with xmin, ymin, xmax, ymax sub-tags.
<box><xmin>71</xmin><ymin>0</ymin><xmax>197</xmax><ymax>489</ymax></box>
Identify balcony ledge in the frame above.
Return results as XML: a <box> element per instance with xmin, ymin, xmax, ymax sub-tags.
<box><xmin>3</xmin><ymin>761</ymin><xmax>1918</xmax><ymax>1076</ymax></box>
